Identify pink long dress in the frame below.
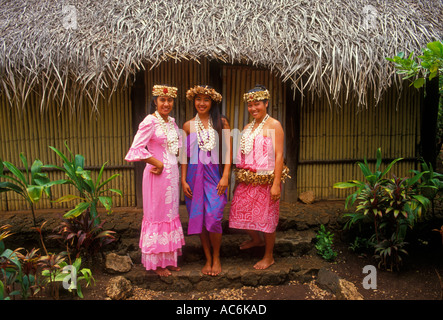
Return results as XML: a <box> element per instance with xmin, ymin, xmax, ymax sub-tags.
<box><xmin>125</xmin><ymin>114</ymin><xmax>185</xmax><ymax>270</ymax></box>
<box><xmin>229</xmin><ymin>135</ymin><xmax>280</xmax><ymax>233</ymax></box>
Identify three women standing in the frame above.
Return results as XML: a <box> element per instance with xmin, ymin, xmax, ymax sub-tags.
<box><xmin>181</xmin><ymin>85</ymin><xmax>231</xmax><ymax>276</ymax></box>
<box><xmin>125</xmin><ymin>85</ymin><xmax>185</xmax><ymax>277</ymax></box>
<box><xmin>125</xmin><ymin>83</ymin><xmax>285</xmax><ymax>276</ymax></box>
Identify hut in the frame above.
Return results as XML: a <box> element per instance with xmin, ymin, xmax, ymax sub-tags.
<box><xmin>1</xmin><ymin>0</ymin><xmax>442</xmax><ymax>211</ymax></box>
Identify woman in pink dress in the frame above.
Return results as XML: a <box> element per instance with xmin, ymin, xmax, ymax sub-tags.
<box><xmin>229</xmin><ymin>84</ymin><xmax>285</xmax><ymax>270</ymax></box>
<box><xmin>125</xmin><ymin>85</ymin><xmax>185</xmax><ymax>277</ymax></box>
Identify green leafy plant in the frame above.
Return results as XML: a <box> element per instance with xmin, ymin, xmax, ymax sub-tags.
<box><xmin>334</xmin><ymin>148</ymin><xmax>431</xmax><ymax>271</ymax></box>
<box><xmin>38</xmin><ymin>252</ymin><xmax>67</xmax><ymax>300</ymax></box>
<box><xmin>386</xmin><ymin>40</ymin><xmax>443</xmax><ymax>91</ymax></box>
<box><xmin>0</xmin><ymin>154</ymin><xmax>66</xmax><ymax>227</ymax></box>
<box><xmin>348</xmin><ymin>236</ymin><xmax>374</xmax><ymax>254</ymax></box>
<box><xmin>50</xmin><ymin>211</ymin><xmax>116</xmax><ymax>259</ymax></box>
<box><xmin>47</xmin><ymin>142</ymin><xmax>122</xmax><ymax>226</ymax></box>
<box><xmin>374</xmin><ymin>234</ymin><xmax>408</xmax><ymax>272</ymax></box>
<box><xmin>410</xmin><ymin>160</ymin><xmax>443</xmax><ymax>217</ymax></box>
<box><xmin>40</xmin><ymin>256</ymin><xmax>94</xmax><ymax>299</ymax></box>
<box><xmin>315</xmin><ymin>224</ymin><xmax>337</xmax><ymax>261</ymax></box>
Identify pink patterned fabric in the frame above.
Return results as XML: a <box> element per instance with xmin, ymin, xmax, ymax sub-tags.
<box><xmin>125</xmin><ymin>114</ymin><xmax>185</xmax><ymax>271</ymax></box>
<box><xmin>229</xmin><ymin>135</ymin><xmax>280</xmax><ymax>233</ymax></box>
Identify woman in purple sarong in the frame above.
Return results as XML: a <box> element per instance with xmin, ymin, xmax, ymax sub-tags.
<box><xmin>181</xmin><ymin>85</ymin><xmax>231</xmax><ymax>276</ymax></box>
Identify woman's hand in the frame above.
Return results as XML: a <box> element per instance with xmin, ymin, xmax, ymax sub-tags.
<box><xmin>182</xmin><ymin>181</ymin><xmax>193</xmax><ymax>199</ymax></box>
<box><xmin>217</xmin><ymin>176</ymin><xmax>229</xmax><ymax>196</ymax></box>
<box><xmin>270</xmin><ymin>184</ymin><xmax>281</xmax><ymax>202</ymax></box>
<box><xmin>148</xmin><ymin>161</ymin><xmax>164</xmax><ymax>175</ymax></box>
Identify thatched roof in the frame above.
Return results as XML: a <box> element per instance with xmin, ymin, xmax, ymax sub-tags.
<box><xmin>1</xmin><ymin>0</ymin><xmax>442</xmax><ymax>111</ymax></box>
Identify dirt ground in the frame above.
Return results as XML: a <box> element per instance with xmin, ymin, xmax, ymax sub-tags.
<box><xmin>77</xmin><ymin>224</ymin><xmax>443</xmax><ymax>302</ymax></box>
<box><xmin>3</xmin><ymin>201</ymin><xmax>442</xmax><ymax>304</ymax></box>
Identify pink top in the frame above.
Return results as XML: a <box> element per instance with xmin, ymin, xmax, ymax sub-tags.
<box><xmin>125</xmin><ymin>114</ymin><xmax>182</xmax><ymax>163</ymax></box>
<box><xmin>235</xmin><ymin>135</ymin><xmax>275</xmax><ymax>172</ymax></box>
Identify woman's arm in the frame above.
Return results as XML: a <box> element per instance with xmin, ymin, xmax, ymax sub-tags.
<box><xmin>217</xmin><ymin>117</ymin><xmax>232</xmax><ymax>195</ymax></box>
<box><xmin>269</xmin><ymin>118</ymin><xmax>284</xmax><ymax>201</ymax></box>
<box><xmin>181</xmin><ymin>120</ymin><xmax>192</xmax><ymax>199</ymax></box>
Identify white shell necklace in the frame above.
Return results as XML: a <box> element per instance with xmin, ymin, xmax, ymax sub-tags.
<box><xmin>154</xmin><ymin>111</ymin><xmax>179</xmax><ymax>155</ymax></box>
<box><xmin>195</xmin><ymin>113</ymin><xmax>216</xmax><ymax>151</ymax></box>
<box><xmin>240</xmin><ymin>114</ymin><xmax>270</xmax><ymax>154</ymax></box>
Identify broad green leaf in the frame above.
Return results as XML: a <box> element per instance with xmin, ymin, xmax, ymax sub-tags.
<box><xmin>74</xmin><ymin>154</ymin><xmax>85</xmax><ymax>170</ymax></box>
<box><xmin>426</xmin><ymin>41</ymin><xmax>443</xmax><ymax>56</ymax></box>
<box><xmin>333</xmin><ymin>182</ymin><xmax>358</xmax><ymax>188</ymax></box>
<box><xmin>98</xmin><ymin>196</ymin><xmax>112</xmax><ymax>211</ymax></box>
<box><xmin>52</xmin><ymin>194</ymin><xmax>85</xmax><ymax>203</ymax></box>
<box><xmin>413</xmin><ymin>78</ymin><xmax>425</xmax><ymax>88</ymax></box>
<box><xmin>26</xmin><ymin>185</ymin><xmax>44</xmax><ymax>203</ymax></box>
<box><xmin>63</xmin><ymin>202</ymin><xmax>91</xmax><ymax>219</ymax></box>
<box><xmin>108</xmin><ymin>188</ymin><xmax>123</xmax><ymax>196</ymax></box>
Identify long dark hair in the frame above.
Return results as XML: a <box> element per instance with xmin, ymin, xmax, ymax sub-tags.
<box><xmin>192</xmin><ymin>85</ymin><xmax>229</xmax><ymax>173</ymax></box>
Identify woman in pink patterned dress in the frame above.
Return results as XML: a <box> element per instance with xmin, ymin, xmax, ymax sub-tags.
<box><xmin>125</xmin><ymin>85</ymin><xmax>185</xmax><ymax>277</ymax></box>
<box><xmin>229</xmin><ymin>84</ymin><xmax>285</xmax><ymax>270</ymax></box>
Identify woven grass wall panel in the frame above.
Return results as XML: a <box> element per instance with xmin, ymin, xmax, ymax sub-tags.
<box><xmin>0</xmin><ymin>88</ymin><xmax>134</xmax><ymax>211</ymax></box>
<box><xmin>297</xmin><ymin>84</ymin><xmax>421</xmax><ymax>199</ymax></box>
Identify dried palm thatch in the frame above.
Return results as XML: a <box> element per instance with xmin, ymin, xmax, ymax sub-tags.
<box><xmin>0</xmin><ymin>0</ymin><xmax>442</xmax><ymax>112</ymax></box>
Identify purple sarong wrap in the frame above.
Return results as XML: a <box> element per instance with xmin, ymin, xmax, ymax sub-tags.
<box><xmin>184</xmin><ymin>133</ymin><xmax>227</xmax><ymax>235</ymax></box>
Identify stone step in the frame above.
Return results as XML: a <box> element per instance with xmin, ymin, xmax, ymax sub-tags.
<box><xmin>123</xmin><ymin>256</ymin><xmax>321</xmax><ymax>293</ymax></box>
<box><xmin>182</xmin><ymin>229</ymin><xmax>316</xmax><ymax>262</ymax></box>
<box><xmin>121</xmin><ymin>229</ymin><xmax>316</xmax><ymax>264</ymax></box>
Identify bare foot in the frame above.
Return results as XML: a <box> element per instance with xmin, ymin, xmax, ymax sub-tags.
<box><xmin>154</xmin><ymin>267</ymin><xmax>172</xmax><ymax>277</ymax></box>
<box><xmin>167</xmin><ymin>266</ymin><xmax>181</xmax><ymax>272</ymax></box>
<box><xmin>253</xmin><ymin>257</ymin><xmax>275</xmax><ymax>270</ymax></box>
<box><xmin>202</xmin><ymin>261</ymin><xmax>212</xmax><ymax>275</ymax></box>
<box><xmin>211</xmin><ymin>258</ymin><xmax>222</xmax><ymax>276</ymax></box>
<box><xmin>239</xmin><ymin>239</ymin><xmax>265</xmax><ymax>250</ymax></box>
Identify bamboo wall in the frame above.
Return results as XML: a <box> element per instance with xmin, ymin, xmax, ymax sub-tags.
<box><xmin>0</xmin><ymin>88</ymin><xmax>134</xmax><ymax>211</ymax></box>
<box><xmin>297</xmin><ymin>84</ymin><xmax>422</xmax><ymax>199</ymax></box>
<box><xmin>0</xmin><ymin>58</ymin><xmax>423</xmax><ymax>211</ymax></box>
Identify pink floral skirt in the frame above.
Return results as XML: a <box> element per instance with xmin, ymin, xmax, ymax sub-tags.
<box><xmin>229</xmin><ymin>182</ymin><xmax>280</xmax><ymax>233</ymax></box>
<box><xmin>139</xmin><ymin>216</ymin><xmax>185</xmax><ymax>270</ymax></box>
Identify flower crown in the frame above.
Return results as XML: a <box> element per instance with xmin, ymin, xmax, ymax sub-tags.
<box><xmin>186</xmin><ymin>85</ymin><xmax>222</xmax><ymax>103</ymax></box>
<box><xmin>152</xmin><ymin>85</ymin><xmax>178</xmax><ymax>98</ymax></box>
<box><xmin>243</xmin><ymin>89</ymin><xmax>270</xmax><ymax>102</ymax></box>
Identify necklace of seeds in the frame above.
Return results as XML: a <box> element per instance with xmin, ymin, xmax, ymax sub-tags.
<box><xmin>240</xmin><ymin>114</ymin><xmax>270</xmax><ymax>154</ymax></box>
<box><xmin>154</xmin><ymin>111</ymin><xmax>179</xmax><ymax>155</ymax></box>
<box><xmin>195</xmin><ymin>113</ymin><xmax>216</xmax><ymax>151</ymax></box>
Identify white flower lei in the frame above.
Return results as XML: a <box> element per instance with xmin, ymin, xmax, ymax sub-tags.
<box><xmin>240</xmin><ymin>114</ymin><xmax>270</xmax><ymax>154</ymax></box>
<box><xmin>195</xmin><ymin>113</ymin><xmax>216</xmax><ymax>151</ymax></box>
<box><xmin>154</xmin><ymin>111</ymin><xmax>179</xmax><ymax>155</ymax></box>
